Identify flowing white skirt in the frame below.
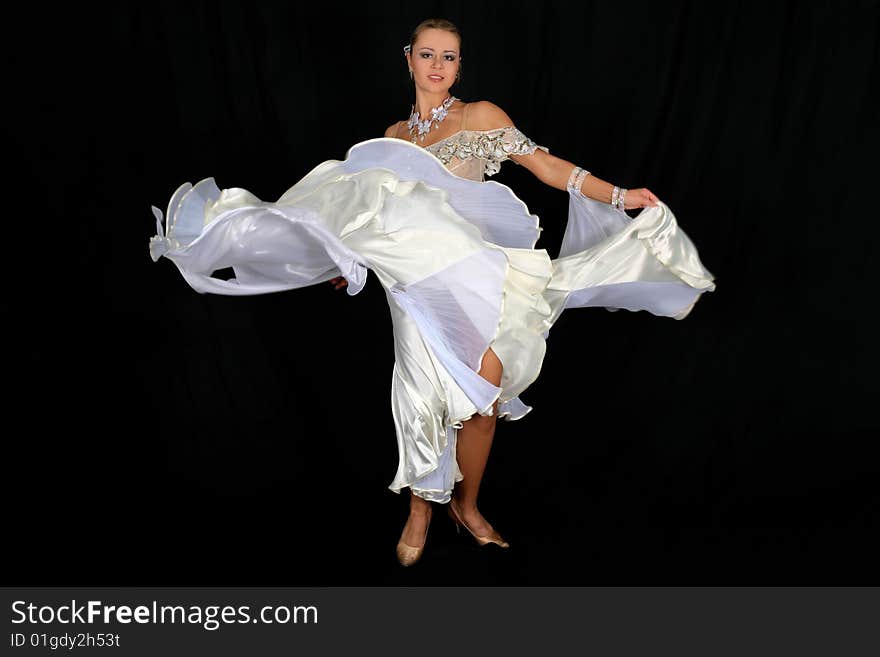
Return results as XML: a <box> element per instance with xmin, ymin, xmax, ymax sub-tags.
<box><xmin>149</xmin><ymin>138</ymin><xmax>716</xmax><ymax>503</ymax></box>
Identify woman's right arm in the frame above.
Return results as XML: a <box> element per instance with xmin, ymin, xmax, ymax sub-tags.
<box><xmin>330</xmin><ymin>123</ymin><xmax>398</xmax><ymax>292</ymax></box>
<box><xmin>331</xmin><ymin>123</ymin><xmax>397</xmax><ymax>292</ymax></box>
<box><xmin>329</xmin><ymin>275</ymin><xmax>348</xmax><ymax>290</ymax></box>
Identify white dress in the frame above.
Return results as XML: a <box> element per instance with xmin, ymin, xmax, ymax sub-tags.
<box><xmin>148</xmin><ymin>126</ymin><xmax>716</xmax><ymax>503</ymax></box>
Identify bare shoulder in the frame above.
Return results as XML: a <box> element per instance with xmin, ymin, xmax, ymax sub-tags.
<box><xmin>467</xmin><ymin>100</ymin><xmax>516</xmax><ymax>131</ymax></box>
<box><xmin>384</xmin><ymin>121</ymin><xmax>403</xmax><ymax>139</ymax></box>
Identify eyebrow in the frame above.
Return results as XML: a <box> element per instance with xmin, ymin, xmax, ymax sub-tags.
<box><xmin>418</xmin><ymin>47</ymin><xmax>458</xmax><ymax>53</ymax></box>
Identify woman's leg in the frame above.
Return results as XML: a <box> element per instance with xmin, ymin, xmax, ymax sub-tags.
<box><xmin>398</xmin><ymin>346</ymin><xmax>503</xmax><ymax>547</ymax></box>
<box><xmin>399</xmin><ymin>489</ymin><xmax>432</xmax><ymax>548</ymax></box>
<box><xmin>451</xmin><ymin>346</ymin><xmax>503</xmax><ymax>536</ymax></box>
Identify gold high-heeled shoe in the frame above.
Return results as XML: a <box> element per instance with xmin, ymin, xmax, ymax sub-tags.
<box><xmin>396</xmin><ymin>508</ymin><xmax>432</xmax><ymax>567</ymax></box>
<box><xmin>447</xmin><ymin>500</ymin><xmax>510</xmax><ymax>549</ymax></box>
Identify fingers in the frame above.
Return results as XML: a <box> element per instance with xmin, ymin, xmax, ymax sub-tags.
<box><xmin>628</xmin><ymin>189</ymin><xmax>659</xmax><ymax>209</ymax></box>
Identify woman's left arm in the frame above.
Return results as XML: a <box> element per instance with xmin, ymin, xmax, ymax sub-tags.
<box><xmin>513</xmin><ymin>150</ymin><xmax>658</xmax><ymax>209</ymax></box>
<box><xmin>476</xmin><ymin>101</ymin><xmax>660</xmax><ymax>209</ymax></box>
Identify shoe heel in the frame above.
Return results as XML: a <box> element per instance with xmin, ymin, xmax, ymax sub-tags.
<box><xmin>447</xmin><ymin>500</ymin><xmax>510</xmax><ymax>549</ymax></box>
<box><xmin>447</xmin><ymin>505</ymin><xmax>462</xmax><ymax>533</ymax></box>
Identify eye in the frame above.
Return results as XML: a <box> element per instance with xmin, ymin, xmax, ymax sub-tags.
<box><xmin>420</xmin><ymin>53</ymin><xmax>433</xmax><ymax>59</ymax></box>
<box><xmin>445</xmin><ymin>55</ymin><xmax>456</xmax><ymax>61</ymax></box>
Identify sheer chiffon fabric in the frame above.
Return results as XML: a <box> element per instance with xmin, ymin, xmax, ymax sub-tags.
<box><xmin>149</xmin><ymin>131</ymin><xmax>715</xmax><ymax>503</ymax></box>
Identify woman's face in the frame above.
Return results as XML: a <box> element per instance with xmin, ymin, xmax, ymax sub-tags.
<box><xmin>407</xmin><ymin>28</ymin><xmax>461</xmax><ymax>94</ymax></box>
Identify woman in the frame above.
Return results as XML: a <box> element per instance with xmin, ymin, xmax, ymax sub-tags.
<box><xmin>333</xmin><ymin>18</ymin><xmax>672</xmax><ymax>565</ymax></box>
<box><xmin>149</xmin><ymin>18</ymin><xmax>715</xmax><ymax>568</ymax></box>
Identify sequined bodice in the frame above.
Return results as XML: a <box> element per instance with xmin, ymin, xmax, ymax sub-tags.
<box><xmin>421</xmin><ymin>126</ymin><xmax>549</xmax><ymax>182</ymax></box>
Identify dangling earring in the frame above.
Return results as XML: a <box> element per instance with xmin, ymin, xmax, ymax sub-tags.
<box><xmin>404</xmin><ymin>44</ymin><xmax>413</xmax><ymax>81</ymax></box>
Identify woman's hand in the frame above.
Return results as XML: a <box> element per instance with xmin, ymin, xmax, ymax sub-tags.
<box><xmin>624</xmin><ymin>188</ymin><xmax>660</xmax><ymax>209</ymax></box>
<box><xmin>329</xmin><ymin>276</ymin><xmax>348</xmax><ymax>291</ymax></box>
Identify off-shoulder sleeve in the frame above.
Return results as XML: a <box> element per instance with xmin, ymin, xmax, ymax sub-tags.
<box><xmin>483</xmin><ymin>126</ymin><xmax>549</xmax><ymax>177</ymax></box>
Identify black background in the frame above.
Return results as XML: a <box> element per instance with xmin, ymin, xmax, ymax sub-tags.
<box><xmin>4</xmin><ymin>1</ymin><xmax>878</xmax><ymax>585</ymax></box>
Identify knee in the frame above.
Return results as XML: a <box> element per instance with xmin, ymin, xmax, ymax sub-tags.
<box><xmin>479</xmin><ymin>347</ymin><xmax>503</xmax><ymax>387</ymax></box>
<box><xmin>471</xmin><ymin>415</ymin><xmax>496</xmax><ymax>432</ymax></box>
<box><xmin>471</xmin><ymin>399</ymin><xmax>499</xmax><ymax>430</ymax></box>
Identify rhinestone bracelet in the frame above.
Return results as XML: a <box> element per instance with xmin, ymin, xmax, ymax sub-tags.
<box><xmin>611</xmin><ymin>185</ymin><xmax>619</xmax><ymax>207</ymax></box>
<box><xmin>567</xmin><ymin>166</ymin><xmax>591</xmax><ymax>196</ymax></box>
<box><xmin>617</xmin><ymin>188</ymin><xmax>627</xmax><ymax>210</ymax></box>
<box><xmin>566</xmin><ymin>166</ymin><xmax>580</xmax><ymax>192</ymax></box>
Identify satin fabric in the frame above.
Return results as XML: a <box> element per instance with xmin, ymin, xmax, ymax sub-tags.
<box><xmin>149</xmin><ymin>137</ymin><xmax>715</xmax><ymax>503</ymax></box>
